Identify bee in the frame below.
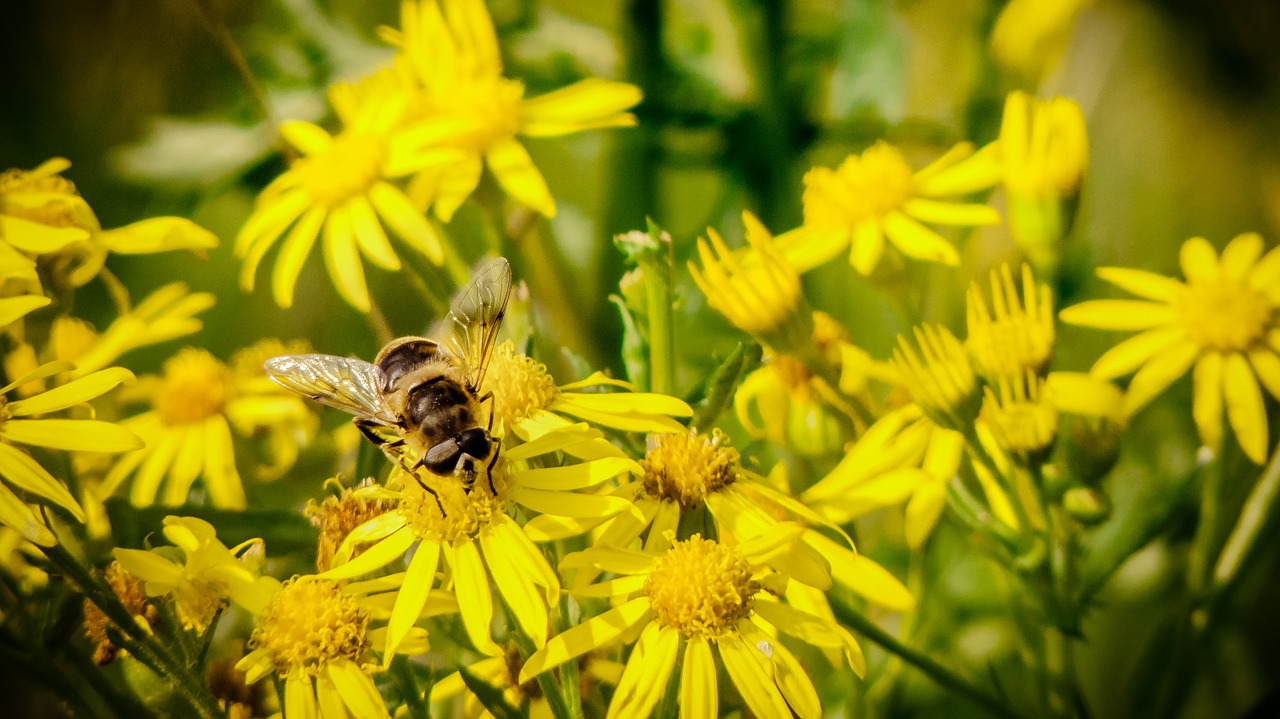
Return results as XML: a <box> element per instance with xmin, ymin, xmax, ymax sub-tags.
<box><xmin>263</xmin><ymin>257</ymin><xmax>513</xmax><ymax>514</ymax></box>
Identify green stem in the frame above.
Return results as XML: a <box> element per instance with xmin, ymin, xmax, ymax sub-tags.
<box><xmin>187</xmin><ymin>0</ymin><xmax>273</xmax><ymax>127</ymax></box>
<box><xmin>391</xmin><ymin>655</ymin><xmax>429</xmax><ymax>719</ymax></box>
<box><xmin>1188</xmin><ymin>450</ymin><xmax>1224</xmax><ymax>595</ymax></box>
<box><xmin>830</xmin><ymin>599</ymin><xmax>1028</xmax><ymax>719</ymax></box>
<box><xmin>1211</xmin><ymin>440</ymin><xmax>1280</xmax><ymax>594</ymax></box>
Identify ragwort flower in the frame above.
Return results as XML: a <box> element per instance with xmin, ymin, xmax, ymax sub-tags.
<box><xmin>1060</xmin><ymin>233</ymin><xmax>1280</xmax><ymax>462</ymax></box>
<box><xmin>967</xmin><ymin>262</ymin><xmax>1054</xmax><ymax>380</ymax></box>
<box><xmin>385</xmin><ymin>0</ymin><xmax>642</xmax><ymax>219</ymax></box>
<box><xmin>0</xmin><ymin>363</ymin><xmax>140</xmax><ymax>545</ymax></box>
<box><xmin>317</xmin><ymin>429</ymin><xmax>642</xmax><ymax>661</ymax></box>
<box><xmin>780</xmin><ymin>141</ymin><xmax>1001</xmax><ymax>274</ymax></box>
<box><xmin>521</xmin><ymin>534</ymin><xmax>864</xmax><ymax>719</ymax></box>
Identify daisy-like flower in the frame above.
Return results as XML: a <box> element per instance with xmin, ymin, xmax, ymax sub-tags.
<box><xmin>1060</xmin><ymin>233</ymin><xmax>1280</xmax><ymax>462</ymax></box>
<box><xmin>980</xmin><ymin>370</ymin><xmax>1059</xmax><ymax>458</ymax></box>
<box><xmin>103</xmin><ymin>345</ymin><xmax>311</xmax><ymax>509</ymax></box>
<box><xmin>779</xmin><ymin>141</ymin><xmax>1001</xmax><ymax>274</ymax></box>
<box><xmin>999</xmin><ymin>92</ymin><xmax>1088</xmax><ymax>271</ymax></box>
<box><xmin>689</xmin><ymin>211</ymin><xmax>810</xmax><ymax>351</ymax></box>
<box><xmin>967</xmin><ymin>262</ymin><xmax>1054</xmax><ymax>380</ymax></box>
<box><xmin>0</xmin><ymin>363</ymin><xmax>140</xmax><ymax>545</ymax></box>
<box><xmin>236</xmin><ymin>575</ymin><xmax>397</xmax><ymax>719</ymax></box>
<box><xmin>384</xmin><ymin>0</ymin><xmax>642</xmax><ymax>220</ymax></box>
<box><xmin>306</xmin><ymin>478</ymin><xmax>398</xmax><ymax>572</ymax></box>
<box><xmin>0</xmin><ymin>158</ymin><xmax>217</xmax><ymax>288</ymax></box>
<box><xmin>521</xmin><ymin>534</ymin><xmax>864</xmax><ymax>719</ymax></box>
<box><xmin>113</xmin><ymin>516</ymin><xmax>276</xmax><ymax>631</ymax></box>
<box><xmin>317</xmin><ymin>429</ymin><xmax>643</xmax><ymax>661</ymax></box>
<box><xmin>481</xmin><ymin>340</ymin><xmax>691</xmax><ymax>449</ymax></box>
<box><xmin>235</xmin><ymin>83</ymin><xmax>458</xmax><ymax>313</ymax></box>
<box><xmin>893</xmin><ymin>324</ymin><xmax>982</xmax><ymax>432</ymax></box>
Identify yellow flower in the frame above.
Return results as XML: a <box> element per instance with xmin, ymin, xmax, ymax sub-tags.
<box><xmin>235</xmin><ymin>576</ymin><xmax>393</xmax><ymax>719</ymax></box>
<box><xmin>82</xmin><ymin>561</ymin><xmax>158</xmax><ymax>665</ymax></box>
<box><xmin>0</xmin><ymin>293</ymin><xmax>50</xmax><ymax>330</ymax></box>
<box><xmin>780</xmin><ymin>141</ymin><xmax>1001</xmax><ymax>274</ymax></box>
<box><xmin>113</xmin><ymin>516</ymin><xmax>276</xmax><ymax>631</ymax></box>
<box><xmin>1060</xmin><ymin>233</ymin><xmax>1280</xmax><ymax>462</ymax></box>
<box><xmin>521</xmin><ymin>535</ymin><xmax>864</xmax><ymax>719</ymax></box>
<box><xmin>991</xmin><ymin>0</ymin><xmax>1095</xmax><ymax>81</ymax></box>
<box><xmin>385</xmin><ymin>0</ymin><xmax>642</xmax><ymax>219</ymax></box>
<box><xmin>102</xmin><ymin>346</ymin><xmax>306</xmax><ymax>509</ymax></box>
<box><xmin>981</xmin><ymin>370</ymin><xmax>1059</xmax><ymax>457</ymax></box>
<box><xmin>0</xmin><ymin>158</ymin><xmax>217</xmax><ymax>288</ymax></box>
<box><xmin>1000</xmin><ymin>92</ymin><xmax>1088</xmax><ymax>271</ymax></box>
<box><xmin>689</xmin><ymin>211</ymin><xmax>808</xmax><ymax>349</ymax></box>
<box><xmin>317</xmin><ymin>429</ymin><xmax>641</xmax><ymax>661</ymax></box>
<box><xmin>306</xmin><ymin>478</ymin><xmax>398</xmax><ymax>572</ymax></box>
<box><xmin>481</xmin><ymin>340</ymin><xmax>691</xmax><ymax>449</ymax></box>
<box><xmin>235</xmin><ymin>84</ymin><xmax>456</xmax><ymax>312</ymax></box>
<box><xmin>967</xmin><ymin>262</ymin><xmax>1055</xmax><ymax>380</ymax></box>
<box><xmin>0</xmin><ymin>364</ymin><xmax>140</xmax><ymax>545</ymax></box>
<box><xmin>734</xmin><ymin>354</ymin><xmax>850</xmax><ymax>457</ymax></box>
<box><xmin>892</xmin><ymin>324</ymin><xmax>981</xmax><ymax>431</ymax></box>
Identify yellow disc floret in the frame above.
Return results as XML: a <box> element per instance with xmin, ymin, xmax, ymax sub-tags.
<box><xmin>640</xmin><ymin>429</ymin><xmax>739</xmax><ymax>506</ymax></box>
<box><xmin>803</xmin><ymin>142</ymin><xmax>915</xmax><ymax>231</ymax></box>
<box><xmin>1175</xmin><ymin>277</ymin><xmax>1272</xmax><ymax>353</ymax></box>
<box><xmin>154</xmin><ymin>348</ymin><xmax>233</xmax><ymax>425</ymax></box>
<box><xmin>295</xmin><ymin>133</ymin><xmax>387</xmax><ymax>207</ymax></box>
<box><xmin>482</xmin><ymin>341</ymin><xmax>559</xmax><ymax>434</ymax></box>
<box><xmin>399</xmin><ymin>457</ymin><xmax>514</xmax><ymax>542</ymax></box>
<box><xmin>248</xmin><ymin>577</ymin><xmax>370</xmax><ymax>677</ymax></box>
<box><xmin>645</xmin><ymin>535</ymin><xmax>758</xmax><ymax>639</ymax></box>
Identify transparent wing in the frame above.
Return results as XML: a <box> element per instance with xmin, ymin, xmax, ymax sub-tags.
<box><xmin>263</xmin><ymin>354</ymin><xmax>398</xmax><ymax>427</ymax></box>
<box><xmin>443</xmin><ymin>257</ymin><xmax>512</xmax><ymax>391</ymax></box>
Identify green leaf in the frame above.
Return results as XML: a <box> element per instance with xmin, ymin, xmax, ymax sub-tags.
<box><xmin>457</xmin><ymin>665</ymin><xmax>522</xmax><ymax>719</ymax></box>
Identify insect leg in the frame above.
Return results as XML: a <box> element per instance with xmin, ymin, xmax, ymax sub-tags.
<box><xmin>485</xmin><ymin>442</ymin><xmax>502</xmax><ymax>496</ymax></box>
<box><xmin>406</xmin><ymin>455</ymin><xmax>447</xmax><ymax>517</ymax></box>
<box><xmin>478</xmin><ymin>391</ymin><xmax>496</xmax><ymax>432</ymax></box>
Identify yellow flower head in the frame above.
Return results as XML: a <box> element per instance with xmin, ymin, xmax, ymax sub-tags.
<box><xmin>384</xmin><ymin>0</ymin><xmax>642</xmax><ymax>220</ymax></box>
<box><xmin>82</xmin><ymin>561</ymin><xmax>158</xmax><ymax>665</ymax></box>
<box><xmin>113</xmin><ymin>516</ymin><xmax>275</xmax><ymax>631</ymax></box>
<box><xmin>237</xmin><ymin>576</ymin><xmax>391</xmax><ymax>719</ymax></box>
<box><xmin>783</xmin><ymin>140</ymin><xmax>1001</xmax><ymax>274</ymax></box>
<box><xmin>980</xmin><ymin>370</ymin><xmax>1059</xmax><ymax>457</ymax></box>
<box><xmin>1060</xmin><ymin>233</ymin><xmax>1280</xmax><ymax>462</ymax></box>
<box><xmin>306</xmin><ymin>478</ymin><xmax>398</xmax><ymax>572</ymax></box>
<box><xmin>991</xmin><ymin>0</ymin><xmax>1094</xmax><ymax>81</ymax></box>
<box><xmin>967</xmin><ymin>262</ymin><xmax>1055</xmax><ymax>379</ymax></box>
<box><xmin>639</xmin><ymin>429</ymin><xmax>739</xmax><ymax>507</ymax></box>
<box><xmin>154</xmin><ymin>348</ymin><xmax>233</xmax><ymax>425</ymax></box>
<box><xmin>522</xmin><ymin>534</ymin><xmax>864</xmax><ymax>719</ymax></box>
<box><xmin>734</xmin><ymin>353</ymin><xmax>851</xmax><ymax>457</ymax></box>
<box><xmin>0</xmin><ymin>158</ymin><xmax>92</xmax><ymax>255</ymax></box>
<box><xmin>483</xmin><ymin>341</ymin><xmax>561</xmax><ymax>436</ymax></box>
<box><xmin>892</xmin><ymin>324</ymin><xmax>980</xmax><ymax>431</ymax></box>
<box><xmin>689</xmin><ymin>212</ymin><xmax>808</xmax><ymax>348</ymax></box>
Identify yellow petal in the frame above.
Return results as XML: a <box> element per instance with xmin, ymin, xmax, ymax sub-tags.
<box><xmin>322</xmin><ymin>208</ymin><xmax>371</xmax><ymax>312</ymax></box>
<box><xmin>518</xmin><ymin>597</ymin><xmax>652</xmax><ymax>683</ymax></box>
<box><xmin>849</xmin><ymin>219</ymin><xmax>885</xmax><ymax>275</ymax></box>
<box><xmin>452</xmin><ymin>540</ymin><xmax>500</xmax><ymax>655</ymax></box>
<box><xmin>0</xmin><ymin>481</ymin><xmax>56</xmax><ymax>546</ymax></box>
<box><xmin>718</xmin><ymin>633</ymin><xmax>791</xmax><ymax>719</ymax></box>
<box><xmin>1059</xmin><ymin>300</ymin><xmax>1178</xmax><ymax>330</ymax></box>
<box><xmin>202</xmin><ymin>416</ymin><xmax>245</xmax><ymax>508</ymax></box>
<box><xmin>279</xmin><ymin>120</ymin><xmax>333</xmax><ymax>156</ymax></box>
<box><xmin>320</xmin><ymin>526</ymin><xmax>415</xmax><ymax>580</ymax></box>
<box><xmin>0</xmin><ymin>215</ymin><xmax>89</xmax><ymax>254</ymax></box>
<box><xmin>1122</xmin><ymin>341</ymin><xmax>1198</xmax><ymax>418</ymax></box>
<box><xmin>904</xmin><ymin>480</ymin><xmax>946</xmax><ymax>548</ymax></box>
<box><xmin>270</xmin><ymin>207</ymin><xmax>326</xmax><ymax>308</ymax></box>
<box><xmin>1192</xmin><ymin>353</ymin><xmax>1224</xmax><ymax>453</ymax></box>
<box><xmin>1095</xmin><ymin>267</ymin><xmax>1183</xmax><ymax>302</ymax></box>
<box><xmin>605</xmin><ymin>623</ymin><xmax>678</xmax><ymax>719</ymax></box>
<box><xmin>679</xmin><ymin>636</ymin><xmax>717</xmax><ymax>719</ymax></box>
<box><xmin>485</xmin><ymin>137</ymin><xmax>556</xmax><ymax>218</ymax></box>
<box><xmin>1222</xmin><ymin>353</ymin><xmax>1268</xmax><ymax>463</ymax></box>
<box><xmin>1179</xmin><ymin>237</ymin><xmax>1219</xmax><ymax>282</ymax></box>
<box><xmin>368</xmin><ymin>182</ymin><xmax>443</xmax><ymax>265</ymax></box>
<box><xmin>96</xmin><ymin>217</ymin><xmax>218</xmax><ymax>254</ymax></box>
<box><xmin>516</xmin><ymin>457</ymin><xmax>640</xmax><ymax>491</ymax></box>
<box><xmin>510</xmin><ymin>487</ymin><xmax>643</xmax><ymax>525</ymax></box>
<box><xmin>902</xmin><ymin>198</ymin><xmax>1000</xmax><ymax>226</ymax></box>
<box><xmin>555</xmin><ymin>390</ymin><xmax>692</xmax><ymax>416</ymax></box>
<box><xmin>558</xmin><ymin>546</ymin><xmax>655</xmax><ymax>575</ymax></box>
<box><xmin>1248</xmin><ymin>349</ymin><xmax>1280</xmax><ymax>400</ymax></box>
<box><xmin>326</xmin><ymin>659</ymin><xmax>391</xmax><ymax>719</ymax></box>
<box><xmin>384</xmin><ymin>541</ymin><xmax>440</xmax><ymax>662</ymax></box>
<box><xmin>881</xmin><ymin>211</ymin><xmax>958</xmax><ymax>265</ymax></box>
<box><xmin>767</xmin><ymin>638</ymin><xmax>822</xmax><ymax>719</ymax></box>
<box><xmin>1046</xmin><ymin>371</ymin><xmax>1123</xmax><ymax>420</ymax></box>
<box><xmin>0</xmin><ymin>295</ymin><xmax>50</xmax><ymax>328</ymax></box>
<box><xmin>284</xmin><ymin>671</ymin><xmax>317</xmax><ymax>719</ymax></box>
<box><xmin>6</xmin><ymin>367</ymin><xmax>134</xmax><ymax>416</ymax></box>
<box><xmin>520</xmin><ymin>79</ymin><xmax>642</xmax><ymax>136</ymax></box>
<box><xmin>1219</xmin><ymin>232</ymin><xmax>1264</xmax><ymax>280</ymax></box>
<box><xmin>1090</xmin><ymin>327</ymin><xmax>1186</xmax><ymax>379</ymax></box>
<box><xmin>345</xmin><ymin>197</ymin><xmax>400</xmax><ymax>271</ymax></box>
<box><xmin>479</xmin><ymin>529</ymin><xmax>548</xmax><ymax>646</ymax></box>
<box><xmin>805</xmin><ymin>532</ymin><xmax>915</xmax><ymax>611</ymax></box>
<box><xmin>776</xmin><ymin>227</ymin><xmax>850</xmax><ymax>273</ymax></box>
<box><xmin>1</xmin><ymin>418</ymin><xmax>143</xmax><ymax>453</ymax></box>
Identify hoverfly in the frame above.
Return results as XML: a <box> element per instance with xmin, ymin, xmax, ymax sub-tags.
<box><xmin>264</xmin><ymin>258</ymin><xmax>512</xmax><ymax>514</ymax></box>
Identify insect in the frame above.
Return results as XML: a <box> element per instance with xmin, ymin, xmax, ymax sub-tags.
<box><xmin>263</xmin><ymin>257</ymin><xmax>512</xmax><ymax>514</ymax></box>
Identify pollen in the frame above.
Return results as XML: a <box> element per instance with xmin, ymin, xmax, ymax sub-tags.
<box><xmin>981</xmin><ymin>370</ymin><xmax>1058</xmax><ymax>456</ymax></box>
<box><xmin>893</xmin><ymin>324</ymin><xmax>980</xmax><ymax>431</ymax></box>
<box><xmin>1176</xmin><ymin>277</ymin><xmax>1273</xmax><ymax>353</ymax></box>
<box><xmin>482</xmin><ymin>341</ymin><xmax>559</xmax><ymax>435</ymax></box>
<box><xmin>247</xmin><ymin>577</ymin><xmax>370</xmax><ymax>677</ymax></box>
<box><xmin>967</xmin><ymin>263</ymin><xmax>1055</xmax><ymax>379</ymax></box>
<box><xmin>645</xmin><ymin>535</ymin><xmax>758</xmax><ymax>640</ymax></box>
<box><xmin>306</xmin><ymin>479</ymin><xmax>398</xmax><ymax>572</ymax></box>
<box><xmin>400</xmin><ymin>457</ymin><xmax>514</xmax><ymax>542</ymax></box>
<box><xmin>639</xmin><ymin>429</ymin><xmax>739</xmax><ymax>507</ymax></box>
<box><xmin>295</xmin><ymin>133</ymin><xmax>387</xmax><ymax>207</ymax></box>
<box><xmin>82</xmin><ymin>562</ymin><xmax>157</xmax><ymax>665</ymax></box>
<box><xmin>803</xmin><ymin>142</ymin><xmax>915</xmax><ymax>230</ymax></box>
<box><xmin>154</xmin><ymin>348</ymin><xmax>233</xmax><ymax>425</ymax></box>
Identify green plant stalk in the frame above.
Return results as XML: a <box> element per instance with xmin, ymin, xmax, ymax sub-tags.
<box><xmin>643</xmin><ymin>241</ymin><xmax>675</xmax><ymax>397</ymax></box>
<box><xmin>392</xmin><ymin>655</ymin><xmax>429</xmax><ymax>719</ymax></box>
<box><xmin>1212</xmin><ymin>440</ymin><xmax>1280</xmax><ymax>592</ymax></box>
<box><xmin>830</xmin><ymin>598</ymin><xmax>1028</xmax><ymax>719</ymax></box>
<box><xmin>507</xmin><ymin>600</ymin><xmax>579</xmax><ymax>719</ymax></box>
<box><xmin>1188</xmin><ymin>451</ymin><xmax>1224</xmax><ymax>595</ymax></box>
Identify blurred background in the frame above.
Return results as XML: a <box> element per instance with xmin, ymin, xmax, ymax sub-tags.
<box><xmin>2</xmin><ymin>0</ymin><xmax>1278</xmax><ymax>716</ymax></box>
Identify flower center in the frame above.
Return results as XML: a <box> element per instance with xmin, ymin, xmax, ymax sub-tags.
<box><xmin>1177</xmin><ymin>278</ymin><xmax>1273</xmax><ymax>353</ymax></box>
<box><xmin>803</xmin><ymin>142</ymin><xmax>915</xmax><ymax>230</ymax></box>
<box><xmin>645</xmin><ymin>535</ymin><xmax>758</xmax><ymax>639</ymax></box>
<box><xmin>249</xmin><ymin>577</ymin><xmax>370</xmax><ymax>677</ymax></box>
<box><xmin>295</xmin><ymin>134</ymin><xmax>386</xmax><ymax>207</ymax></box>
<box><xmin>400</xmin><ymin>457</ymin><xmax>514</xmax><ymax>542</ymax></box>
<box><xmin>639</xmin><ymin>429</ymin><xmax>739</xmax><ymax>507</ymax></box>
<box><xmin>481</xmin><ymin>341</ymin><xmax>559</xmax><ymax>436</ymax></box>
<box><xmin>154</xmin><ymin>348</ymin><xmax>233</xmax><ymax>425</ymax></box>
<box><xmin>0</xmin><ymin>165</ymin><xmax>85</xmax><ymax>228</ymax></box>
<box><xmin>306</xmin><ymin>479</ymin><xmax>398</xmax><ymax>572</ymax></box>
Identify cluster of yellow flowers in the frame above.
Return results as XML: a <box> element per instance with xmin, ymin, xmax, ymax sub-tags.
<box><xmin>4</xmin><ymin>1</ymin><xmax>1279</xmax><ymax>719</ymax></box>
